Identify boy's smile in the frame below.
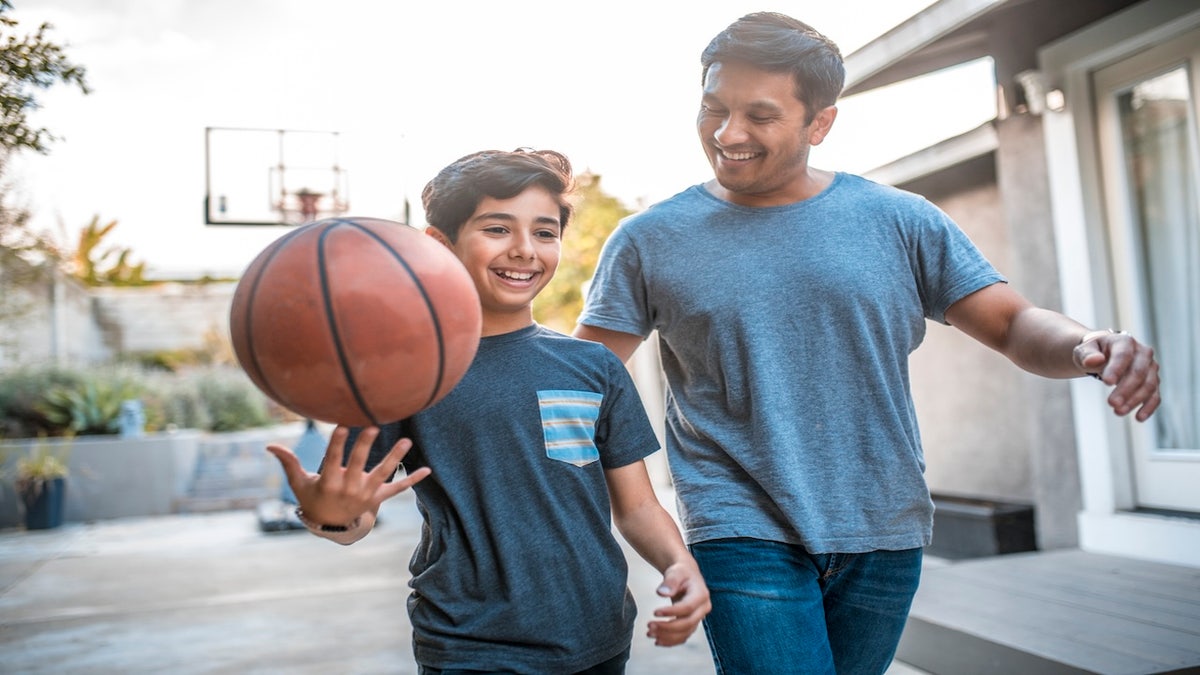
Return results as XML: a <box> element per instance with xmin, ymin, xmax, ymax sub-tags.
<box><xmin>430</xmin><ymin>186</ymin><xmax>562</xmax><ymax>336</ymax></box>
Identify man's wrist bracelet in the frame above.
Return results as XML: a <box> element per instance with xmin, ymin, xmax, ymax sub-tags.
<box><xmin>294</xmin><ymin>507</ymin><xmax>360</xmax><ymax>533</ymax></box>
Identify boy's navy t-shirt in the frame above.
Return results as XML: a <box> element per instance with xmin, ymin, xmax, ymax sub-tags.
<box><xmin>364</xmin><ymin>324</ymin><xmax>658</xmax><ymax>672</ymax></box>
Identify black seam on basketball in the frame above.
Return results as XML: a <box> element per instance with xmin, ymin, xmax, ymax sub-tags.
<box><xmin>240</xmin><ymin>227</ymin><xmax>308</xmax><ymax>407</ymax></box>
<box><xmin>320</xmin><ymin>220</ymin><xmax>380</xmax><ymax>426</ymax></box>
<box><xmin>342</xmin><ymin>219</ymin><xmax>448</xmax><ymax>411</ymax></box>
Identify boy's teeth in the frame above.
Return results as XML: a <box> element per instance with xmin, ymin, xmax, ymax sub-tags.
<box><xmin>499</xmin><ymin>270</ymin><xmax>533</xmax><ymax>280</ymax></box>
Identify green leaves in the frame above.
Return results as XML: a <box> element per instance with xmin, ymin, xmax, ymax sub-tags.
<box><xmin>36</xmin><ymin>380</ymin><xmax>135</xmax><ymax>435</ymax></box>
<box><xmin>0</xmin><ymin>1</ymin><xmax>91</xmax><ymax>155</ymax></box>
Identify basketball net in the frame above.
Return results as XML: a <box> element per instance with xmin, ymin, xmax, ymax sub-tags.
<box><xmin>275</xmin><ymin>186</ymin><xmax>349</xmax><ymax>226</ymax></box>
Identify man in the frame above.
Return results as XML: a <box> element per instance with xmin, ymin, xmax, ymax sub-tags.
<box><xmin>574</xmin><ymin>12</ymin><xmax>1160</xmax><ymax>675</ymax></box>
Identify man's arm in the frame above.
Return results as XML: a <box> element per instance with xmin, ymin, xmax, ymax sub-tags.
<box><xmin>605</xmin><ymin>461</ymin><xmax>710</xmax><ymax>647</ymax></box>
<box><xmin>944</xmin><ymin>283</ymin><xmax>1160</xmax><ymax>421</ymax></box>
<box><xmin>573</xmin><ymin>324</ymin><xmax>644</xmax><ymax>364</ymax></box>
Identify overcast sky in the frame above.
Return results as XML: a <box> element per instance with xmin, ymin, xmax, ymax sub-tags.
<box><xmin>7</xmin><ymin>0</ymin><xmax>995</xmax><ymax>277</ymax></box>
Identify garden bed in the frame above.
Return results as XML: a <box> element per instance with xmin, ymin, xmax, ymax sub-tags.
<box><xmin>0</xmin><ymin>422</ymin><xmax>306</xmax><ymax>528</ymax></box>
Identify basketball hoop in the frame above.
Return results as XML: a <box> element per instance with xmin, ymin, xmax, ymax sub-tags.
<box><xmin>205</xmin><ymin>127</ymin><xmax>352</xmax><ymax>227</ymax></box>
<box><xmin>275</xmin><ymin>183</ymin><xmax>349</xmax><ymax>226</ymax></box>
<box><xmin>270</xmin><ymin>165</ymin><xmax>350</xmax><ymax>226</ymax></box>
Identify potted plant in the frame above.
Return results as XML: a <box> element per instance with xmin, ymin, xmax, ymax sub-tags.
<box><xmin>14</xmin><ymin>442</ymin><xmax>70</xmax><ymax>530</ymax></box>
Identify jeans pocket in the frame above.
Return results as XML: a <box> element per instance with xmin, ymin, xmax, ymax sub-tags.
<box><xmin>538</xmin><ymin>389</ymin><xmax>603</xmax><ymax>467</ymax></box>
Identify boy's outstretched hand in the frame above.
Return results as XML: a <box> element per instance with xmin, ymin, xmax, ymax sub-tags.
<box><xmin>647</xmin><ymin>561</ymin><xmax>711</xmax><ymax>647</ymax></box>
<box><xmin>266</xmin><ymin>426</ymin><xmax>430</xmax><ymax>536</ymax></box>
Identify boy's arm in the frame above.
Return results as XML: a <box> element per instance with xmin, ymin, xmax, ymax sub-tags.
<box><xmin>605</xmin><ymin>460</ymin><xmax>711</xmax><ymax>647</ymax></box>
<box><xmin>266</xmin><ymin>426</ymin><xmax>431</xmax><ymax>546</ymax></box>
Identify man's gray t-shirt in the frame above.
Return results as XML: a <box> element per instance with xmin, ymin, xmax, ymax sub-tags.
<box><xmin>365</xmin><ymin>324</ymin><xmax>658</xmax><ymax>672</ymax></box>
<box><xmin>579</xmin><ymin>173</ymin><xmax>1004</xmax><ymax>553</ymax></box>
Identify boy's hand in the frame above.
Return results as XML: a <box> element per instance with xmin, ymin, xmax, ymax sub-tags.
<box><xmin>266</xmin><ymin>426</ymin><xmax>430</xmax><ymax>528</ymax></box>
<box><xmin>647</xmin><ymin>561</ymin><xmax>711</xmax><ymax>647</ymax></box>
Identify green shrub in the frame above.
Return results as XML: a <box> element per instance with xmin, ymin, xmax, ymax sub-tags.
<box><xmin>0</xmin><ymin>363</ymin><xmax>288</xmax><ymax>437</ymax></box>
<box><xmin>37</xmin><ymin>379</ymin><xmax>140</xmax><ymax>435</ymax></box>
<box><xmin>0</xmin><ymin>366</ymin><xmax>88</xmax><ymax>437</ymax></box>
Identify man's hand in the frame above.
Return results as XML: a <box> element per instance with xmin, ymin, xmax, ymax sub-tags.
<box><xmin>266</xmin><ymin>426</ymin><xmax>430</xmax><ymax>529</ymax></box>
<box><xmin>646</xmin><ymin>561</ymin><xmax>711</xmax><ymax>647</ymax></box>
<box><xmin>1074</xmin><ymin>331</ymin><xmax>1161</xmax><ymax>422</ymax></box>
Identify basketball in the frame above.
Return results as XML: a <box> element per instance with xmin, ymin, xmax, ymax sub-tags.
<box><xmin>229</xmin><ymin>217</ymin><xmax>481</xmax><ymax>426</ymax></box>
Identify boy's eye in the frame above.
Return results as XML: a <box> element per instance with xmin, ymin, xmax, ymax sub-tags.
<box><xmin>536</xmin><ymin>229</ymin><xmax>560</xmax><ymax>240</ymax></box>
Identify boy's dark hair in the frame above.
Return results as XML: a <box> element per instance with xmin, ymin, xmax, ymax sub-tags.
<box><xmin>421</xmin><ymin>148</ymin><xmax>574</xmax><ymax>242</ymax></box>
<box><xmin>701</xmin><ymin>12</ymin><xmax>845</xmax><ymax>124</ymax></box>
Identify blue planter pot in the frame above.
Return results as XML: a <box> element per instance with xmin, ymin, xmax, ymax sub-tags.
<box><xmin>22</xmin><ymin>477</ymin><xmax>66</xmax><ymax>530</ymax></box>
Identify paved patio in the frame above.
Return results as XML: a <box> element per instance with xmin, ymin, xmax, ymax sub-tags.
<box><xmin>0</xmin><ymin>489</ymin><xmax>927</xmax><ymax>674</ymax></box>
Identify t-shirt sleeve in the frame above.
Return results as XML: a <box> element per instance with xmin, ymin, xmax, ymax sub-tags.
<box><xmin>909</xmin><ymin>200</ymin><xmax>1007</xmax><ymax>324</ymax></box>
<box><xmin>578</xmin><ymin>221</ymin><xmax>655</xmax><ymax>338</ymax></box>
<box><xmin>593</xmin><ymin>348</ymin><xmax>660</xmax><ymax>470</ymax></box>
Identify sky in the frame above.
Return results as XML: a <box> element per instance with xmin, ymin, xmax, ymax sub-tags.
<box><xmin>6</xmin><ymin>0</ymin><xmax>996</xmax><ymax>278</ymax></box>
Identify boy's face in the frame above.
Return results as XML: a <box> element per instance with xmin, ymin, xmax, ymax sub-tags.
<box><xmin>430</xmin><ymin>185</ymin><xmax>562</xmax><ymax>336</ymax></box>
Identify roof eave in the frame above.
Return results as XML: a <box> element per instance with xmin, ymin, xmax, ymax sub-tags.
<box><xmin>844</xmin><ymin>0</ymin><xmax>1008</xmax><ymax>96</ymax></box>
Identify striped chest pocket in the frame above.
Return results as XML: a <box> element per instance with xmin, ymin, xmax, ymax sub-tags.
<box><xmin>537</xmin><ymin>390</ymin><xmax>603</xmax><ymax>467</ymax></box>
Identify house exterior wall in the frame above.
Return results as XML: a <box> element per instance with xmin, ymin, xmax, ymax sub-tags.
<box><xmin>905</xmin><ymin>180</ymin><xmax>1036</xmax><ymax>504</ymax></box>
<box><xmin>992</xmin><ymin>114</ymin><xmax>1082</xmax><ymax>550</ymax></box>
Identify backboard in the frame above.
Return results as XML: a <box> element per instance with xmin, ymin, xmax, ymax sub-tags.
<box><xmin>204</xmin><ymin>127</ymin><xmax>350</xmax><ymax>226</ymax></box>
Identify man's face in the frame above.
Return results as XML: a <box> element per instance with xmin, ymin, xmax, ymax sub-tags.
<box><xmin>696</xmin><ymin>61</ymin><xmax>834</xmax><ymax>207</ymax></box>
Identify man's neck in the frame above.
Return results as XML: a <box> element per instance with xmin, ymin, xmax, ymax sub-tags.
<box><xmin>707</xmin><ymin>168</ymin><xmax>836</xmax><ymax>207</ymax></box>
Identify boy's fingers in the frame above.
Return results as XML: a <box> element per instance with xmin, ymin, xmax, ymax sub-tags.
<box><xmin>322</xmin><ymin>426</ymin><xmax>352</xmax><ymax>469</ymax></box>
<box><xmin>344</xmin><ymin>426</ymin><xmax>377</xmax><ymax>474</ymax></box>
<box><xmin>370</xmin><ymin>437</ymin><xmax>413</xmax><ymax>480</ymax></box>
<box><xmin>376</xmin><ymin>466</ymin><xmax>431</xmax><ymax>502</ymax></box>
<box><xmin>265</xmin><ymin>444</ymin><xmax>304</xmax><ymax>481</ymax></box>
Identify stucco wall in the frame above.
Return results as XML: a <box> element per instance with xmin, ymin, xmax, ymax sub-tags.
<box><xmin>907</xmin><ymin>181</ymin><xmax>1034</xmax><ymax>503</ymax></box>
<box><xmin>1</xmin><ymin>278</ymin><xmax>236</xmax><ymax>367</ymax></box>
<box><xmin>89</xmin><ymin>282</ymin><xmax>236</xmax><ymax>354</ymax></box>
<box><xmin>0</xmin><ymin>274</ymin><xmax>103</xmax><ymax>368</ymax></box>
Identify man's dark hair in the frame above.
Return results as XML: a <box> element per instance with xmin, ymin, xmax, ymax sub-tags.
<box><xmin>701</xmin><ymin>12</ymin><xmax>845</xmax><ymax>124</ymax></box>
<box><xmin>421</xmin><ymin>148</ymin><xmax>574</xmax><ymax>242</ymax></box>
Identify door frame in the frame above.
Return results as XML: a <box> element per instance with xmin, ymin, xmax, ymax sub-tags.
<box><xmin>1039</xmin><ymin>0</ymin><xmax>1200</xmax><ymax>567</ymax></box>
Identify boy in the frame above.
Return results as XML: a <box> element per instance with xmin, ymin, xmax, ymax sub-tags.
<box><xmin>267</xmin><ymin>148</ymin><xmax>710</xmax><ymax>674</ymax></box>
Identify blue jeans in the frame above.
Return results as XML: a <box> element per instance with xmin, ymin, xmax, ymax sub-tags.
<box><xmin>690</xmin><ymin>538</ymin><xmax>922</xmax><ymax>675</ymax></box>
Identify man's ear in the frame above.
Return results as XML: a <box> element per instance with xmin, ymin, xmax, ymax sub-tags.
<box><xmin>425</xmin><ymin>226</ymin><xmax>452</xmax><ymax>248</ymax></box>
<box><xmin>808</xmin><ymin>105</ymin><xmax>837</xmax><ymax>146</ymax></box>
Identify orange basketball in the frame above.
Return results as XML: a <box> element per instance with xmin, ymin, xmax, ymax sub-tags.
<box><xmin>229</xmin><ymin>217</ymin><xmax>481</xmax><ymax>426</ymax></box>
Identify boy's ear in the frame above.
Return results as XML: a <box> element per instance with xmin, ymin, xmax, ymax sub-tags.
<box><xmin>425</xmin><ymin>226</ymin><xmax>452</xmax><ymax>248</ymax></box>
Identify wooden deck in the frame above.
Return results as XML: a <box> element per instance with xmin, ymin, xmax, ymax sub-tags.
<box><xmin>897</xmin><ymin>550</ymin><xmax>1200</xmax><ymax>675</ymax></box>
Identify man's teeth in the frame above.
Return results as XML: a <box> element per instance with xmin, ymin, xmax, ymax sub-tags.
<box><xmin>722</xmin><ymin>150</ymin><xmax>757</xmax><ymax>160</ymax></box>
<box><xmin>498</xmin><ymin>270</ymin><xmax>534</xmax><ymax>281</ymax></box>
